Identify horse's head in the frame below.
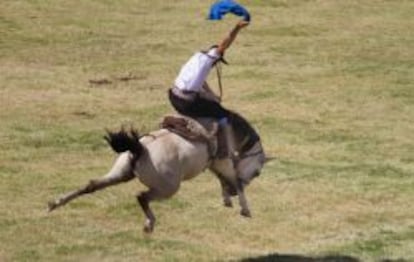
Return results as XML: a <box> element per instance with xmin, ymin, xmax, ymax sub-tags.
<box><xmin>229</xmin><ymin>112</ymin><xmax>266</xmax><ymax>186</ymax></box>
<box><xmin>235</xmin><ymin>141</ymin><xmax>266</xmax><ymax>186</ymax></box>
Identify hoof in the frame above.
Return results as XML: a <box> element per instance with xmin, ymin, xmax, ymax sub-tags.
<box><xmin>240</xmin><ymin>209</ymin><xmax>252</xmax><ymax>218</ymax></box>
<box><xmin>143</xmin><ymin>226</ymin><xmax>153</xmax><ymax>234</ymax></box>
<box><xmin>224</xmin><ymin>200</ymin><xmax>233</xmax><ymax>208</ymax></box>
<box><xmin>48</xmin><ymin>201</ymin><xmax>58</xmax><ymax>212</ymax></box>
<box><xmin>143</xmin><ymin>219</ymin><xmax>154</xmax><ymax>234</ymax></box>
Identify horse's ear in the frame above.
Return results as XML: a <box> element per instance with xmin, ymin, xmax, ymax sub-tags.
<box><xmin>264</xmin><ymin>156</ymin><xmax>277</xmax><ymax>164</ymax></box>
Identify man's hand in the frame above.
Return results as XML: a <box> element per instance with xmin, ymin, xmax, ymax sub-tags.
<box><xmin>237</xmin><ymin>20</ymin><xmax>249</xmax><ymax>29</ymax></box>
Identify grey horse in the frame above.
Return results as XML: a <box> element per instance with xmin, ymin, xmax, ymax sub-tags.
<box><xmin>48</xmin><ymin>112</ymin><xmax>266</xmax><ymax>233</ymax></box>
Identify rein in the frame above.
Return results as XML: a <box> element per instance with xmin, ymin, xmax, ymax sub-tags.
<box><xmin>200</xmin><ymin>50</ymin><xmax>225</xmax><ymax>101</ymax></box>
<box><xmin>215</xmin><ymin>62</ymin><xmax>223</xmax><ymax>100</ymax></box>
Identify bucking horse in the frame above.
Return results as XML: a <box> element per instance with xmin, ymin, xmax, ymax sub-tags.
<box><xmin>48</xmin><ymin>111</ymin><xmax>266</xmax><ymax>233</ymax></box>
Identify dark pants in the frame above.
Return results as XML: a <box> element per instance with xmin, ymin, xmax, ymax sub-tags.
<box><xmin>168</xmin><ymin>89</ymin><xmax>231</xmax><ymax>120</ymax></box>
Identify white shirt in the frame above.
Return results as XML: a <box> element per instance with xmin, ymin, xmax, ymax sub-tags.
<box><xmin>174</xmin><ymin>48</ymin><xmax>221</xmax><ymax>92</ymax></box>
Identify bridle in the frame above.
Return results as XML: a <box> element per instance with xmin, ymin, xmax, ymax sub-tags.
<box><xmin>239</xmin><ymin>148</ymin><xmax>264</xmax><ymax>160</ymax></box>
<box><xmin>237</xmin><ymin>140</ymin><xmax>264</xmax><ymax>161</ymax></box>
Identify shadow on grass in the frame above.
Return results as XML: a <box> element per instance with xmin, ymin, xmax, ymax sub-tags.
<box><xmin>239</xmin><ymin>253</ymin><xmax>409</xmax><ymax>262</ymax></box>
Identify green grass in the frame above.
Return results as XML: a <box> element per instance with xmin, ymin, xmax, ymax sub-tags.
<box><xmin>1</xmin><ymin>0</ymin><xmax>413</xmax><ymax>261</ymax></box>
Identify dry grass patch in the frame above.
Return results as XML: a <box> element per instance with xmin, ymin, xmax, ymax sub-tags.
<box><xmin>1</xmin><ymin>0</ymin><xmax>413</xmax><ymax>261</ymax></box>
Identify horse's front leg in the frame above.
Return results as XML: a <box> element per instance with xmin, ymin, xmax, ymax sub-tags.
<box><xmin>222</xmin><ymin>183</ymin><xmax>233</xmax><ymax>208</ymax></box>
<box><xmin>217</xmin><ymin>176</ymin><xmax>234</xmax><ymax>208</ymax></box>
<box><xmin>236</xmin><ymin>178</ymin><xmax>251</xmax><ymax>217</ymax></box>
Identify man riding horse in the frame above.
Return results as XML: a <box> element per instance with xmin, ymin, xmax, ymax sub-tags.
<box><xmin>48</xmin><ymin>19</ymin><xmax>266</xmax><ymax>233</ymax></box>
<box><xmin>168</xmin><ymin>20</ymin><xmax>249</xmax><ymax>159</ymax></box>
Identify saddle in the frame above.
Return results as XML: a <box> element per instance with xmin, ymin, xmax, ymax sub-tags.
<box><xmin>161</xmin><ymin>115</ymin><xmax>219</xmax><ymax>157</ymax></box>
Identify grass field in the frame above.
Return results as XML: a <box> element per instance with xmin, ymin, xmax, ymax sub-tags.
<box><xmin>1</xmin><ymin>0</ymin><xmax>413</xmax><ymax>261</ymax></box>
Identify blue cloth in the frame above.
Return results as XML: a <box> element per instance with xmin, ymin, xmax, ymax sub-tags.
<box><xmin>208</xmin><ymin>0</ymin><xmax>251</xmax><ymax>22</ymax></box>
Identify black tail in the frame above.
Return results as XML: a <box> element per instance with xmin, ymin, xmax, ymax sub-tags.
<box><xmin>104</xmin><ymin>127</ymin><xmax>144</xmax><ymax>158</ymax></box>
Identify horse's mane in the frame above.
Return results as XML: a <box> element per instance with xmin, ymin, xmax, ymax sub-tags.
<box><xmin>228</xmin><ymin>110</ymin><xmax>260</xmax><ymax>152</ymax></box>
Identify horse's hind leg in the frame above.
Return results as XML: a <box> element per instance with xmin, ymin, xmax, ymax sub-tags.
<box><xmin>136</xmin><ymin>178</ymin><xmax>180</xmax><ymax>233</ymax></box>
<box><xmin>48</xmin><ymin>153</ymin><xmax>134</xmax><ymax>212</ymax></box>
<box><xmin>48</xmin><ymin>172</ymin><xmax>134</xmax><ymax>212</ymax></box>
<box><xmin>136</xmin><ymin>190</ymin><xmax>158</xmax><ymax>233</ymax></box>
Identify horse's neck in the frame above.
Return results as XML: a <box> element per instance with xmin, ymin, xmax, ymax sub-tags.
<box><xmin>229</xmin><ymin>123</ymin><xmax>260</xmax><ymax>155</ymax></box>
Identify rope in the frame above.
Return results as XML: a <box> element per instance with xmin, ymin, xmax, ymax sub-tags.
<box><xmin>216</xmin><ymin>62</ymin><xmax>223</xmax><ymax>101</ymax></box>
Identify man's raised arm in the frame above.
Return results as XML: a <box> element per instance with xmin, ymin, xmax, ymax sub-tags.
<box><xmin>217</xmin><ymin>21</ymin><xmax>249</xmax><ymax>55</ymax></box>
